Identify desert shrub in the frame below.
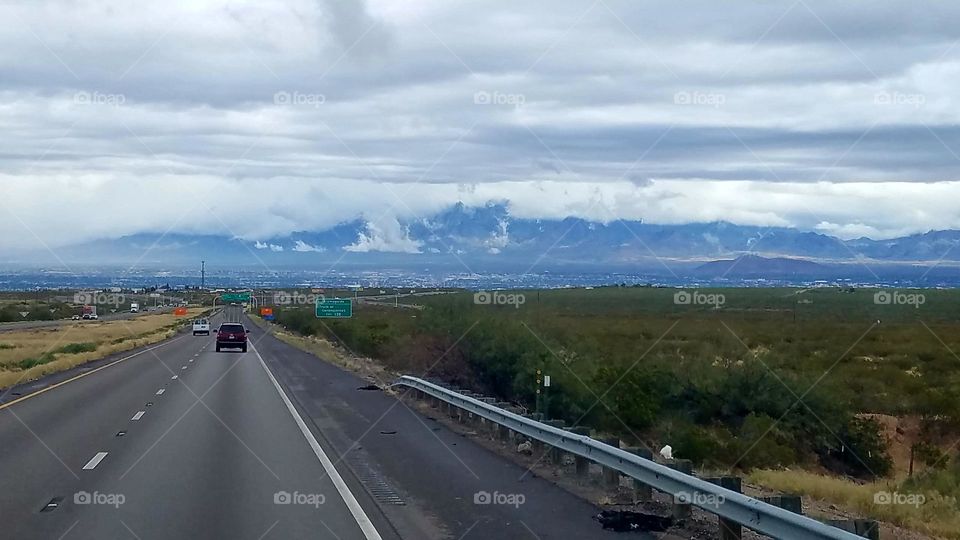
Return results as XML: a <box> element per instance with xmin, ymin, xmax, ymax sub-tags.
<box><xmin>16</xmin><ymin>352</ymin><xmax>55</xmax><ymax>370</ymax></box>
<box><xmin>55</xmin><ymin>342</ymin><xmax>97</xmax><ymax>354</ymax></box>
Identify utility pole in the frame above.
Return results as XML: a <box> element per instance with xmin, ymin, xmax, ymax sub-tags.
<box><xmin>201</xmin><ymin>260</ymin><xmax>206</xmax><ymax>290</ymax></box>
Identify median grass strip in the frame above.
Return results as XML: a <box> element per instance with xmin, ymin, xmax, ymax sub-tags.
<box><xmin>0</xmin><ymin>309</ymin><xmax>207</xmax><ymax>390</ymax></box>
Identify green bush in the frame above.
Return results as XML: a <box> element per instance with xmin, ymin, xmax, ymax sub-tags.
<box><xmin>55</xmin><ymin>342</ymin><xmax>97</xmax><ymax>354</ymax></box>
<box><xmin>16</xmin><ymin>352</ymin><xmax>55</xmax><ymax>370</ymax></box>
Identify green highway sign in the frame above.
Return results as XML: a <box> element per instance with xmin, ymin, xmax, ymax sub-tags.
<box><xmin>221</xmin><ymin>293</ymin><xmax>250</xmax><ymax>303</ymax></box>
<box><xmin>316</xmin><ymin>298</ymin><xmax>352</xmax><ymax>318</ymax></box>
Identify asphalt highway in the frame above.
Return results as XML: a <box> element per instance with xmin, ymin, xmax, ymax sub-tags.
<box><xmin>0</xmin><ymin>306</ymin><xmax>632</xmax><ymax>539</ymax></box>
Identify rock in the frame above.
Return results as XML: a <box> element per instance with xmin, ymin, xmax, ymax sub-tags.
<box><xmin>517</xmin><ymin>441</ymin><xmax>533</xmax><ymax>455</ymax></box>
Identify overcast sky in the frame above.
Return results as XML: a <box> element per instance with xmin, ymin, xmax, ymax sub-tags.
<box><xmin>2</xmin><ymin>0</ymin><xmax>960</xmax><ymax>251</ymax></box>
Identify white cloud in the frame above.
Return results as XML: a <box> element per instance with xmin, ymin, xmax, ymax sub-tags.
<box><xmin>292</xmin><ymin>240</ymin><xmax>325</xmax><ymax>252</ymax></box>
<box><xmin>345</xmin><ymin>217</ymin><xmax>422</xmax><ymax>253</ymax></box>
<box><xmin>2</xmin><ymin>177</ymin><xmax>960</xmax><ymax>254</ymax></box>
<box><xmin>254</xmin><ymin>241</ymin><xmax>284</xmax><ymax>252</ymax></box>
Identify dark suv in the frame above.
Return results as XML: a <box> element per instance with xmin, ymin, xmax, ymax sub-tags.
<box><xmin>215</xmin><ymin>323</ymin><xmax>248</xmax><ymax>352</ymax></box>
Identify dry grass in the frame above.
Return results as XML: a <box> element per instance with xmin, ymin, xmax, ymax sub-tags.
<box><xmin>0</xmin><ymin>309</ymin><xmax>207</xmax><ymax>389</ymax></box>
<box><xmin>748</xmin><ymin>469</ymin><xmax>960</xmax><ymax>539</ymax></box>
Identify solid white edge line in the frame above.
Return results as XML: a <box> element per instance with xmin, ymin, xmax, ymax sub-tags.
<box><xmin>83</xmin><ymin>452</ymin><xmax>108</xmax><ymax>470</ymax></box>
<box><xmin>250</xmin><ymin>341</ymin><xmax>383</xmax><ymax>540</ymax></box>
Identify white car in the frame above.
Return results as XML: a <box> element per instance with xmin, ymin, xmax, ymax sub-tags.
<box><xmin>192</xmin><ymin>319</ymin><xmax>210</xmax><ymax>336</ymax></box>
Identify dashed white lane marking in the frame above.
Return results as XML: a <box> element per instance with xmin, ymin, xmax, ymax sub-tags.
<box><xmin>82</xmin><ymin>452</ymin><xmax>108</xmax><ymax>470</ymax></box>
<box><xmin>250</xmin><ymin>341</ymin><xmax>383</xmax><ymax>540</ymax></box>
<box><xmin>155</xmin><ymin>389</ymin><xmax>165</xmax><ymax>395</ymax></box>
<box><xmin>171</xmin><ymin>375</ymin><xmax>178</xmax><ymax>380</ymax></box>
<box><xmin>181</xmin><ymin>366</ymin><xmax>187</xmax><ymax>370</ymax></box>
<box><xmin>131</xmin><ymin>411</ymin><xmax>145</xmax><ymax>421</ymax></box>
<box><xmin>189</xmin><ymin>359</ymin><xmax>194</xmax><ymax>363</ymax></box>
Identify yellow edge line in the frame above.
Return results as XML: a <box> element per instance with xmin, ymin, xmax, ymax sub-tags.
<box><xmin>0</xmin><ymin>334</ymin><xmax>188</xmax><ymax>411</ymax></box>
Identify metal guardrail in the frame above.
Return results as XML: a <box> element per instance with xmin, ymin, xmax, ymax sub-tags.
<box><xmin>393</xmin><ymin>375</ymin><xmax>865</xmax><ymax>540</ymax></box>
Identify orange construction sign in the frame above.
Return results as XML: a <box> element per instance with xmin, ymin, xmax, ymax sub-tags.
<box><xmin>260</xmin><ymin>307</ymin><xmax>273</xmax><ymax>316</ymax></box>
<box><xmin>173</xmin><ymin>307</ymin><xmax>188</xmax><ymax>316</ymax></box>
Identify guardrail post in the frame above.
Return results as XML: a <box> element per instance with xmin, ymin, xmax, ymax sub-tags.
<box><xmin>545</xmin><ymin>420</ymin><xmax>566</xmax><ymax>465</ymax></box>
<box><xmin>706</xmin><ymin>477</ymin><xmax>742</xmax><ymax>539</ymax></box>
<box><xmin>598</xmin><ymin>436</ymin><xmax>621</xmax><ymax>489</ymax></box>
<box><xmin>667</xmin><ymin>459</ymin><xmax>693</xmax><ymax>519</ymax></box>
<box><xmin>825</xmin><ymin>520</ymin><xmax>879</xmax><ymax>540</ymax></box>
<box><xmin>760</xmin><ymin>495</ymin><xmax>803</xmax><ymax>514</ymax></box>
<box><xmin>523</xmin><ymin>415</ymin><xmax>545</xmax><ymax>455</ymax></box>
<box><xmin>459</xmin><ymin>393</ymin><xmax>474</xmax><ymax>425</ymax></box>
<box><xmin>494</xmin><ymin>405</ymin><xmax>512</xmax><ymax>442</ymax></box>
<box><xmin>479</xmin><ymin>398</ymin><xmax>497</xmax><ymax>435</ymax></box>
<box><xmin>507</xmin><ymin>407</ymin><xmax>526</xmax><ymax>441</ymax></box>
<box><xmin>448</xmin><ymin>399</ymin><xmax>460</xmax><ymax>421</ymax></box>
<box><xmin>625</xmin><ymin>447</ymin><xmax>653</xmax><ymax>502</ymax></box>
<box><xmin>569</xmin><ymin>427</ymin><xmax>592</xmax><ymax>481</ymax></box>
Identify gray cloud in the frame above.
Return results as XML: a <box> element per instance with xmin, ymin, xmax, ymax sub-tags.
<box><xmin>0</xmin><ymin>0</ymin><xmax>959</xmax><ymax>252</ymax></box>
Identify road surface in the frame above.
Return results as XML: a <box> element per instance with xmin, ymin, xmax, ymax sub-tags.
<box><xmin>0</xmin><ymin>306</ymin><xmax>633</xmax><ymax>539</ymax></box>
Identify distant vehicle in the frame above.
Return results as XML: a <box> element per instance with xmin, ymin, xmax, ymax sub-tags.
<box><xmin>130</xmin><ymin>302</ymin><xmax>139</xmax><ymax>313</ymax></box>
<box><xmin>81</xmin><ymin>305</ymin><xmax>96</xmax><ymax>319</ymax></box>
<box><xmin>192</xmin><ymin>319</ymin><xmax>210</xmax><ymax>336</ymax></box>
<box><xmin>71</xmin><ymin>314</ymin><xmax>80</xmax><ymax>320</ymax></box>
<box><xmin>215</xmin><ymin>323</ymin><xmax>248</xmax><ymax>352</ymax></box>
<box><xmin>89</xmin><ymin>313</ymin><xmax>99</xmax><ymax>320</ymax></box>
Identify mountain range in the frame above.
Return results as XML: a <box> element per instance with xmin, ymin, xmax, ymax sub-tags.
<box><xmin>8</xmin><ymin>203</ymin><xmax>960</xmax><ymax>282</ymax></box>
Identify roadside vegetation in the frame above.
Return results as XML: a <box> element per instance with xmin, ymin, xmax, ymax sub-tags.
<box><xmin>0</xmin><ymin>308</ymin><xmax>207</xmax><ymax>389</ymax></box>
<box><xmin>268</xmin><ymin>286</ymin><xmax>960</xmax><ymax>536</ymax></box>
